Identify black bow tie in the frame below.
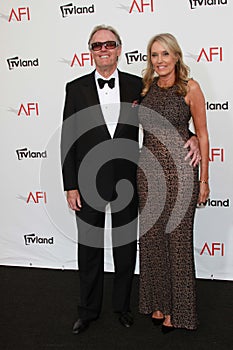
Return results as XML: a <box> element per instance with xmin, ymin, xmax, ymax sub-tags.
<box><xmin>97</xmin><ymin>78</ymin><xmax>115</xmax><ymax>89</ymax></box>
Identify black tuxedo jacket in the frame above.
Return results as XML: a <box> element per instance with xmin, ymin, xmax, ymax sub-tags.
<box><xmin>61</xmin><ymin>70</ymin><xmax>143</xmax><ymax>204</ymax></box>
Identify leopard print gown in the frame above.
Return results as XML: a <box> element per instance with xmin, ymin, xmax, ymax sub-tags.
<box><xmin>137</xmin><ymin>79</ymin><xmax>199</xmax><ymax>330</ymax></box>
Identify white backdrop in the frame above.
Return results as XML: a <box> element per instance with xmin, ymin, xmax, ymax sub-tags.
<box><xmin>1</xmin><ymin>0</ymin><xmax>232</xmax><ymax>280</ymax></box>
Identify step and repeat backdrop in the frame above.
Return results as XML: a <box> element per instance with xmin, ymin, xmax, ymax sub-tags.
<box><xmin>1</xmin><ymin>0</ymin><xmax>232</xmax><ymax>279</ymax></box>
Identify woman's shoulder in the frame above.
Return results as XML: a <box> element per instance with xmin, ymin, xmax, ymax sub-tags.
<box><xmin>187</xmin><ymin>78</ymin><xmax>201</xmax><ymax>92</ymax></box>
<box><xmin>185</xmin><ymin>78</ymin><xmax>205</xmax><ymax>105</ymax></box>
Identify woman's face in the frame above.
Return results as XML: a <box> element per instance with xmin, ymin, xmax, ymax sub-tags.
<box><xmin>150</xmin><ymin>41</ymin><xmax>177</xmax><ymax>78</ymax></box>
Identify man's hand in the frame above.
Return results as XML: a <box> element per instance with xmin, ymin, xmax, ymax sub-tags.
<box><xmin>67</xmin><ymin>189</ymin><xmax>82</xmax><ymax>211</ymax></box>
<box><xmin>184</xmin><ymin>136</ymin><xmax>201</xmax><ymax>167</ymax></box>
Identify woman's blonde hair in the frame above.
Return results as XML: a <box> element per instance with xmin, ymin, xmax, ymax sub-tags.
<box><xmin>141</xmin><ymin>33</ymin><xmax>190</xmax><ymax>96</ymax></box>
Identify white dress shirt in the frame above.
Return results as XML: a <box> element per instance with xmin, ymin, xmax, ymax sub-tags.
<box><xmin>95</xmin><ymin>70</ymin><xmax>120</xmax><ymax>138</ymax></box>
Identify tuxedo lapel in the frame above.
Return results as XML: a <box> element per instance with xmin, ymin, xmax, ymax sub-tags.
<box><xmin>83</xmin><ymin>71</ymin><xmax>99</xmax><ymax>106</ymax></box>
<box><xmin>82</xmin><ymin>71</ymin><xmax>111</xmax><ymax>139</ymax></box>
<box><xmin>118</xmin><ymin>70</ymin><xmax>131</xmax><ymax>103</ymax></box>
<box><xmin>113</xmin><ymin>71</ymin><xmax>135</xmax><ymax>138</ymax></box>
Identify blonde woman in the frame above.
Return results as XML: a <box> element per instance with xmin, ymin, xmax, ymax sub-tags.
<box><xmin>137</xmin><ymin>33</ymin><xmax>210</xmax><ymax>332</ymax></box>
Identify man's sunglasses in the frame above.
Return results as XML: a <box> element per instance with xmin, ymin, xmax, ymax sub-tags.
<box><xmin>89</xmin><ymin>41</ymin><xmax>120</xmax><ymax>51</ymax></box>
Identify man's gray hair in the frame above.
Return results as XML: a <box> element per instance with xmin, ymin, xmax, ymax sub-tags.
<box><xmin>88</xmin><ymin>24</ymin><xmax>122</xmax><ymax>46</ymax></box>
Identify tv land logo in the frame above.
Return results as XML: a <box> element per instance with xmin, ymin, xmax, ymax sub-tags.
<box><xmin>60</xmin><ymin>3</ymin><xmax>95</xmax><ymax>17</ymax></box>
<box><xmin>125</xmin><ymin>50</ymin><xmax>147</xmax><ymax>64</ymax></box>
<box><xmin>200</xmin><ymin>242</ymin><xmax>225</xmax><ymax>256</ymax></box>
<box><xmin>24</xmin><ymin>233</ymin><xmax>54</xmax><ymax>246</ymax></box>
<box><xmin>189</xmin><ymin>0</ymin><xmax>227</xmax><ymax>10</ymax></box>
<box><xmin>8</xmin><ymin>7</ymin><xmax>31</xmax><ymax>22</ymax></box>
<box><xmin>16</xmin><ymin>148</ymin><xmax>47</xmax><ymax>160</ymax></box>
<box><xmin>207</xmin><ymin>198</ymin><xmax>230</xmax><ymax>207</ymax></box>
<box><xmin>206</xmin><ymin>101</ymin><xmax>228</xmax><ymax>110</ymax></box>
<box><xmin>7</xmin><ymin>56</ymin><xmax>39</xmax><ymax>70</ymax></box>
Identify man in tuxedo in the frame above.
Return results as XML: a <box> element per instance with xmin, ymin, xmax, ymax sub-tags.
<box><xmin>61</xmin><ymin>25</ymin><xmax>200</xmax><ymax>335</ymax></box>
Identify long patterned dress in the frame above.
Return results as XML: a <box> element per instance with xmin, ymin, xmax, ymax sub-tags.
<box><xmin>137</xmin><ymin>78</ymin><xmax>199</xmax><ymax>330</ymax></box>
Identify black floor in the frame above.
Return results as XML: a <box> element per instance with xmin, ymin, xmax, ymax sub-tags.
<box><xmin>1</xmin><ymin>266</ymin><xmax>233</xmax><ymax>350</ymax></box>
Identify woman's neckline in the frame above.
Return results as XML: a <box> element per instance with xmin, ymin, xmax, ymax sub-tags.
<box><xmin>156</xmin><ymin>77</ymin><xmax>175</xmax><ymax>89</ymax></box>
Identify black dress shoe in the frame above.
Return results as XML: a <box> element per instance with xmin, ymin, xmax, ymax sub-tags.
<box><xmin>119</xmin><ymin>312</ymin><xmax>134</xmax><ymax>328</ymax></box>
<box><xmin>72</xmin><ymin>318</ymin><xmax>89</xmax><ymax>334</ymax></box>
<box><xmin>152</xmin><ymin>317</ymin><xmax>165</xmax><ymax>326</ymax></box>
<box><xmin>161</xmin><ymin>325</ymin><xmax>175</xmax><ymax>334</ymax></box>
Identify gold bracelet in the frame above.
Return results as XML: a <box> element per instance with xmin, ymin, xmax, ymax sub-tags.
<box><xmin>199</xmin><ymin>180</ymin><xmax>208</xmax><ymax>184</ymax></box>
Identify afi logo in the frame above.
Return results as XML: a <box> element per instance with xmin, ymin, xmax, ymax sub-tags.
<box><xmin>129</xmin><ymin>0</ymin><xmax>154</xmax><ymax>13</ymax></box>
<box><xmin>18</xmin><ymin>103</ymin><xmax>39</xmax><ymax>117</ymax></box>
<box><xmin>71</xmin><ymin>53</ymin><xmax>93</xmax><ymax>67</ymax></box>
<box><xmin>200</xmin><ymin>242</ymin><xmax>225</xmax><ymax>256</ymax></box>
<box><xmin>197</xmin><ymin>47</ymin><xmax>223</xmax><ymax>62</ymax></box>
<box><xmin>27</xmin><ymin>192</ymin><xmax>47</xmax><ymax>204</ymax></box>
<box><xmin>209</xmin><ymin>148</ymin><xmax>224</xmax><ymax>162</ymax></box>
<box><xmin>8</xmin><ymin>7</ymin><xmax>31</xmax><ymax>22</ymax></box>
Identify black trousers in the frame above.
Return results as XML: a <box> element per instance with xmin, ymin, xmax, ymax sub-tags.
<box><xmin>75</xmin><ymin>198</ymin><xmax>138</xmax><ymax>321</ymax></box>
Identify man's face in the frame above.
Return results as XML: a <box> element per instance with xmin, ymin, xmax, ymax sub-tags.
<box><xmin>89</xmin><ymin>29</ymin><xmax>122</xmax><ymax>74</ymax></box>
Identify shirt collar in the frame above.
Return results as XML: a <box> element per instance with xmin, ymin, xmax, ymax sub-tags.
<box><xmin>95</xmin><ymin>69</ymin><xmax>118</xmax><ymax>81</ymax></box>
